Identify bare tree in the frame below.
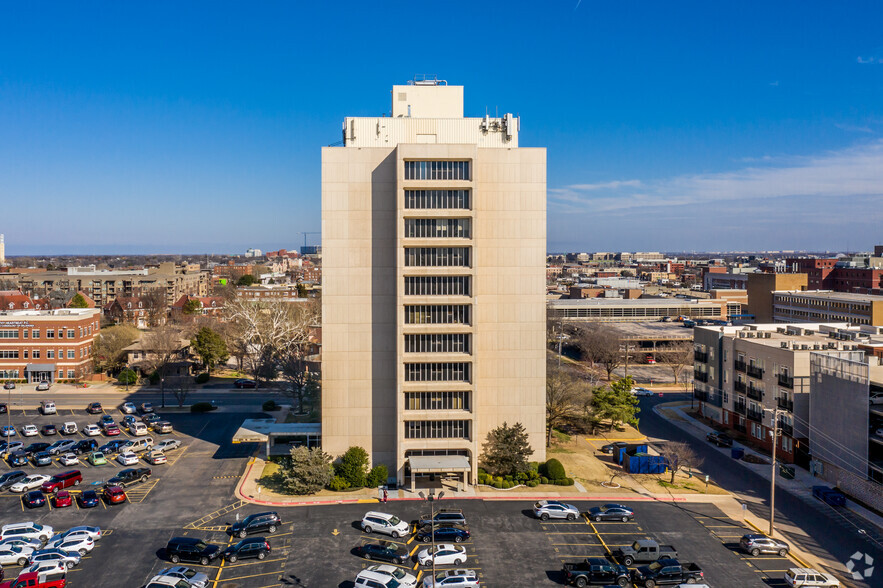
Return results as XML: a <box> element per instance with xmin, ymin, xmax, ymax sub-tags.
<box><xmin>172</xmin><ymin>377</ymin><xmax>193</xmax><ymax>408</ymax></box>
<box><xmin>576</xmin><ymin>324</ymin><xmax>623</xmax><ymax>380</ymax></box>
<box><xmin>658</xmin><ymin>441</ymin><xmax>702</xmax><ymax>484</ymax></box>
<box><xmin>545</xmin><ymin>362</ymin><xmax>582</xmax><ymax>447</ymax></box>
<box><xmin>279</xmin><ymin>353</ymin><xmax>319</xmax><ymax>414</ymax></box>
<box><xmin>140</xmin><ymin>289</ymin><xmax>168</xmax><ymax>327</ymax></box>
<box><xmin>657</xmin><ymin>343</ymin><xmax>694</xmax><ymax>387</ymax></box>
<box><xmin>142</xmin><ymin>324</ymin><xmax>184</xmax><ymax>406</ymax></box>
<box><xmin>224</xmin><ymin>297</ymin><xmax>320</xmax><ymax>387</ymax></box>
<box><xmin>93</xmin><ymin>324</ymin><xmax>140</xmax><ymax>373</ymax></box>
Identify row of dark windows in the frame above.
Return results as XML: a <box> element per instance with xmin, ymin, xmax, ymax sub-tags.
<box><xmin>404</xmin><ymin>362</ymin><xmax>471</xmax><ymax>382</ymax></box>
<box><xmin>404</xmin><ymin>160</ymin><xmax>470</xmax><ymax>181</ymax></box>
<box><xmin>404</xmin><ymin>276</ymin><xmax>471</xmax><ymax>296</ymax></box>
<box><xmin>404</xmin><ymin>218</ymin><xmax>471</xmax><ymax>239</ymax></box>
<box><xmin>404</xmin><ymin>305</ymin><xmax>471</xmax><ymax>325</ymax></box>
<box><xmin>404</xmin><ymin>420</ymin><xmax>470</xmax><ymax>439</ymax></box>
<box><xmin>404</xmin><ymin>333</ymin><xmax>470</xmax><ymax>354</ymax></box>
<box><xmin>404</xmin><ymin>391</ymin><xmax>470</xmax><ymax>411</ymax></box>
<box><xmin>404</xmin><ymin>247</ymin><xmax>470</xmax><ymax>267</ymax></box>
<box><xmin>405</xmin><ymin>190</ymin><xmax>470</xmax><ymax>210</ymax></box>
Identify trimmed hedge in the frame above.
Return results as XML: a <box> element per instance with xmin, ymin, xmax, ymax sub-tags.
<box><xmin>542</xmin><ymin>458</ymin><xmax>566</xmax><ymax>480</ymax></box>
<box><xmin>262</xmin><ymin>400</ymin><xmax>279</xmax><ymax>411</ymax></box>
<box><xmin>195</xmin><ymin>372</ymin><xmax>210</xmax><ymax>384</ymax></box>
<box><xmin>190</xmin><ymin>402</ymin><xmax>217</xmax><ymax>413</ymax></box>
<box><xmin>328</xmin><ymin>475</ymin><xmax>350</xmax><ymax>491</ymax></box>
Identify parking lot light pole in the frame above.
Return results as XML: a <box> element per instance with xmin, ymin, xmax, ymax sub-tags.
<box><xmin>767</xmin><ymin>408</ymin><xmax>782</xmax><ymax>535</ymax></box>
<box><xmin>419</xmin><ymin>489</ymin><xmax>444</xmax><ymax>585</ymax></box>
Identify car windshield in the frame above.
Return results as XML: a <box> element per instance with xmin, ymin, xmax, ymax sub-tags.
<box><xmin>194</xmin><ymin>542</ymin><xmax>207</xmax><ymax>550</ymax></box>
<box><xmin>182</xmin><ymin>569</ymin><xmax>196</xmax><ymax>578</ymax></box>
<box><xmin>647</xmin><ymin>562</ymin><xmax>662</xmax><ymax>572</ymax></box>
<box><xmin>388</xmin><ymin>516</ymin><xmax>401</xmax><ymax>525</ymax></box>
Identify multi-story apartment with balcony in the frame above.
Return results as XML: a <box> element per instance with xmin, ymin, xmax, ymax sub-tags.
<box><xmin>0</xmin><ymin>308</ymin><xmax>100</xmax><ymax>382</ymax></box>
<box><xmin>772</xmin><ymin>290</ymin><xmax>883</xmax><ymax>326</ymax></box>
<box><xmin>692</xmin><ymin>322</ymin><xmax>865</xmax><ymax>464</ymax></box>
<box><xmin>321</xmin><ymin>80</ymin><xmax>546</xmax><ymax>489</ymax></box>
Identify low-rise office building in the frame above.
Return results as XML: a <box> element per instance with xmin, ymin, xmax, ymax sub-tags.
<box><xmin>0</xmin><ymin>308</ymin><xmax>100</xmax><ymax>382</ymax></box>
<box><xmin>772</xmin><ymin>290</ymin><xmax>883</xmax><ymax>326</ymax></box>
<box><xmin>548</xmin><ymin>297</ymin><xmax>739</xmax><ymax>322</ymax></box>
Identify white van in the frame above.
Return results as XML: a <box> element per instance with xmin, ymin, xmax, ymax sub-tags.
<box><xmin>61</xmin><ymin>422</ymin><xmax>78</xmax><ymax>435</ymax></box>
<box><xmin>784</xmin><ymin>568</ymin><xmax>840</xmax><ymax>587</ymax></box>
<box><xmin>39</xmin><ymin>401</ymin><xmax>56</xmax><ymax>415</ymax></box>
<box><xmin>131</xmin><ymin>422</ymin><xmax>149</xmax><ymax>437</ymax></box>
<box><xmin>126</xmin><ymin>437</ymin><xmax>154</xmax><ymax>452</ymax></box>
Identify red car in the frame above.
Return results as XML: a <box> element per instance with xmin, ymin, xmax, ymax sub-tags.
<box><xmin>103</xmin><ymin>485</ymin><xmax>127</xmax><ymax>504</ymax></box>
<box><xmin>103</xmin><ymin>424</ymin><xmax>120</xmax><ymax>436</ymax></box>
<box><xmin>234</xmin><ymin>378</ymin><xmax>256</xmax><ymax>389</ymax></box>
<box><xmin>53</xmin><ymin>490</ymin><xmax>73</xmax><ymax>508</ymax></box>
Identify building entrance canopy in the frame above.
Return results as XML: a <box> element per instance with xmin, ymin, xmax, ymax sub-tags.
<box><xmin>407</xmin><ymin>455</ymin><xmax>471</xmax><ymax>492</ymax></box>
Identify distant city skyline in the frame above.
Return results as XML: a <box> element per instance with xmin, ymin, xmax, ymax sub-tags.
<box><xmin>2</xmin><ymin>2</ymin><xmax>881</xmax><ymax>254</ymax></box>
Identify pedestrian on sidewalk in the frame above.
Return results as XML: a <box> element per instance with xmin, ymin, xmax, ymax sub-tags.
<box><xmin>383</xmin><ymin>488</ymin><xmax>388</xmax><ymax>503</ymax></box>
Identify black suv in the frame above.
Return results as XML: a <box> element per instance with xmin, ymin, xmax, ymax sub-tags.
<box><xmin>73</xmin><ymin>439</ymin><xmax>99</xmax><ymax>455</ymax></box>
<box><xmin>165</xmin><ymin>537</ymin><xmax>222</xmax><ymax>566</ymax></box>
<box><xmin>706</xmin><ymin>432</ymin><xmax>733</xmax><ymax>447</ymax></box>
<box><xmin>228</xmin><ymin>512</ymin><xmax>281</xmax><ymax>538</ymax></box>
<box><xmin>358</xmin><ymin>542</ymin><xmax>410</xmax><ymax>565</ymax></box>
<box><xmin>0</xmin><ymin>470</ymin><xmax>27</xmax><ymax>491</ymax></box>
<box><xmin>222</xmin><ymin>537</ymin><xmax>271</xmax><ymax>562</ymax></box>
<box><xmin>106</xmin><ymin>467</ymin><xmax>151</xmax><ymax>488</ymax></box>
<box><xmin>418</xmin><ymin>508</ymin><xmax>466</xmax><ymax>527</ymax></box>
<box><xmin>416</xmin><ymin>523</ymin><xmax>470</xmax><ymax>543</ymax></box>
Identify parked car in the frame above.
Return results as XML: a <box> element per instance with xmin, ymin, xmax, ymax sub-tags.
<box><xmin>46</xmin><ymin>440</ymin><xmax>76</xmax><ymax>456</ymax></box>
<box><xmin>32</xmin><ymin>452</ymin><xmax>52</xmax><ymax>466</ymax></box>
<box><xmin>21</xmin><ymin>425</ymin><xmax>38</xmax><ymax>437</ymax></box>
<box><xmin>418</xmin><ymin>509</ymin><xmax>466</xmax><ymax>527</ymax></box>
<box><xmin>364</xmin><ymin>564</ymin><xmax>418</xmax><ymax>588</ymax></box>
<box><xmin>50</xmin><ymin>526</ymin><xmax>101</xmax><ymax>543</ymax></box>
<box><xmin>141</xmin><ymin>413</ymin><xmax>162</xmax><ymax>425</ymax></box>
<box><xmin>155</xmin><ymin>567</ymin><xmax>209</xmax><ymax>588</ymax></box>
<box><xmin>82</xmin><ymin>425</ymin><xmax>101</xmax><ymax>437</ymax></box>
<box><xmin>2</xmin><ymin>382</ymin><xmax>13</xmax><ymax>390</ymax></box>
<box><xmin>361</xmin><ymin>512</ymin><xmax>410</xmax><ymax>538</ymax></box>
<box><xmin>35</xmin><ymin>382</ymin><xmax>50</xmax><ymax>392</ymax></box>
<box><xmin>7</xmin><ymin>452</ymin><xmax>28</xmax><ymax>467</ymax></box>
<box><xmin>99</xmin><ymin>440</ymin><xmax>128</xmax><ymax>454</ymax></box>
<box><xmin>41</xmin><ymin>470</ymin><xmax>82</xmax><ymax>493</ymax></box>
<box><xmin>164</xmin><ymin>537</ymin><xmax>222</xmax><ymax>566</ymax></box>
<box><xmin>740</xmin><ymin>534</ymin><xmax>789</xmax><ymax>557</ymax></box>
<box><xmin>142</xmin><ymin>576</ymin><xmax>192</xmax><ymax>588</ymax></box>
<box><xmin>77</xmin><ymin>490</ymin><xmax>100</xmax><ymax>509</ymax></box>
<box><xmin>152</xmin><ymin>421</ymin><xmax>174</xmax><ymax>434</ymax></box>
<box><xmin>632</xmin><ymin>559</ymin><xmax>704</xmax><ymax>588</ymax></box>
<box><xmin>86</xmin><ymin>403</ymin><xmax>103</xmax><ymax>414</ymax></box>
<box><xmin>40</xmin><ymin>425</ymin><xmax>57</xmax><ymax>436</ymax></box>
<box><xmin>58</xmin><ymin>453</ymin><xmax>79</xmax><ymax>467</ymax></box>
<box><xmin>107</xmin><ymin>467</ymin><xmax>152</xmax><ymax>488</ymax></box>
<box><xmin>0</xmin><ymin>544</ymin><xmax>35</xmax><ymax>567</ymax></box>
<box><xmin>355</xmin><ymin>569</ymin><xmax>410</xmax><ymax>588</ymax></box>
<box><xmin>72</xmin><ymin>439</ymin><xmax>98</xmax><ymax>455</ymax></box>
<box><xmin>99</xmin><ymin>415</ymin><xmax>115</xmax><ymax>427</ymax></box>
<box><xmin>613</xmin><ymin>540</ymin><xmax>677</xmax><ymax>566</ymax></box>
<box><xmin>11</xmin><ymin>475</ymin><xmax>51</xmax><ymax>493</ymax></box>
<box><xmin>146</xmin><ymin>451</ymin><xmax>167</xmax><ymax>465</ymax></box>
<box><xmin>154</xmin><ymin>439</ymin><xmax>182</xmax><ymax>452</ymax></box>
<box><xmin>103</xmin><ymin>424</ymin><xmax>121</xmax><ymax>436</ymax></box>
<box><xmin>416</xmin><ymin>544</ymin><xmax>467</xmax><ymax>566</ymax></box>
<box><xmin>28</xmin><ymin>548</ymin><xmax>80</xmax><ymax>569</ymax></box>
<box><xmin>117</xmin><ymin>452</ymin><xmax>139</xmax><ymax>466</ymax></box>
<box><xmin>234</xmin><ymin>379</ymin><xmax>256</xmax><ymax>389</ymax></box>
<box><xmin>631</xmin><ymin>387</ymin><xmax>654</xmax><ymax>396</ymax></box>
<box><xmin>4</xmin><ymin>568</ymin><xmax>68</xmax><ymax>588</ymax></box>
<box><xmin>139</xmin><ymin>403</ymin><xmax>154</xmax><ymax>414</ymax></box>
<box><xmin>131</xmin><ymin>423</ymin><xmax>149</xmax><ymax>436</ymax></box>
<box><xmin>222</xmin><ymin>537</ymin><xmax>270</xmax><ymax>562</ymax></box>
<box><xmin>0</xmin><ymin>441</ymin><xmax>23</xmax><ymax>455</ymax></box>
<box><xmin>22</xmin><ymin>491</ymin><xmax>46</xmax><ymax>509</ymax></box>
<box><xmin>0</xmin><ymin>404</ymin><xmax>5</xmax><ymax>414</ymax></box>
<box><xmin>103</xmin><ymin>486</ymin><xmax>126</xmax><ymax>505</ymax></box>
<box><xmin>0</xmin><ymin>523</ymin><xmax>54</xmax><ymax>543</ymax></box>
<box><xmin>706</xmin><ymin>432</ymin><xmax>733</xmax><ymax>447</ymax></box>
<box><xmin>600</xmin><ymin>441</ymin><xmax>629</xmax><ymax>455</ymax></box>
<box><xmin>416</xmin><ymin>524</ymin><xmax>470</xmax><ymax>543</ymax></box>
<box><xmin>23</xmin><ymin>443</ymin><xmax>50</xmax><ymax>456</ymax></box>
<box><xmin>563</xmin><ymin>557</ymin><xmax>631</xmax><ymax>587</ymax></box>
<box><xmin>60</xmin><ymin>423</ymin><xmax>77</xmax><ymax>435</ymax></box>
<box><xmin>0</xmin><ymin>471</ymin><xmax>27</xmax><ymax>491</ymax></box>
<box><xmin>421</xmin><ymin>569</ymin><xmax>479</xmax><ymax>588</ymax></box>
<box><xmin>228</xmin><ymin>512</ymin><xmax>281</xmax><ymax>538</ymax></box>
<box><xmin>1</xmin><ymin>426</ymin><xmax>16</xmax><ymax>437</ymax></box>
<box><xmin>121</xmin><ymin>415</ymin><xmax>137</xmax><ymax>430</ymax></box>
<box><xmin>534</xmin><ymin>500</ymin><xmax>580</xmax><ymax>521</ymax></box>
<box><xmin>45</xmin><ymin>536</ymin><xmax>93</xmax><ymax>556</ymax></box>
<box><xmin>121</xmin><ymin>402</ymin><xmax>137</xmax><ymax>414</ymax></box>
<box><xmin>87</xmin><ymin>452</ymin><xmax>107</xmax><ymax>466</ymax></box>
<box><xmin>587</xmin><ymin>504</ymin><xmax>634</xmax><ymax>522</ymax></box>
<box><xmin>358</xmin><ymin>543</ymin><xmax>410</xmax><ymax>565</ymax></box>
<box><xmin>52</xmin><ymin>492</ymin><xmax>72</xmax><ymax>508</ymax></box>
<box><xmin>784</xmin><ymin>567</ymin><xmax>840</xmax><ymax>587</ymax></box>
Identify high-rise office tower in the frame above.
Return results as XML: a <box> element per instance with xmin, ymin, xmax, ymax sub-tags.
<box><xmin>321</xmin><ymin>79</ymin><xmax>546</xmax><ymax>489</ymax></box>
<box><xmin>0</xmin><ymin>234</ymin><xmax>5</xmax><ymax>265</ymax></box>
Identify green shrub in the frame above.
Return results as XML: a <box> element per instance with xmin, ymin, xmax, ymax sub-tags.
<box><xmin>540</xmin><ymin>476</ymin><xmax>549</xmax><ymax>485</ymax></box>
<box><xmin>504</xmin><ymin>475</ymin><xmax>513</xmax><ymax>482</ymax></box>
<box><xmin>526</xmin><ymin>480</ymin><xmax>539</xmax><ymax>488</ymax></box>
<box><xmin>543</xmin><ymin>458</ymin><xmax>566</xmax><ymax>480</ymax></box>
<box><xmin>477</xmin><ymin>467</ymin><xmax>488</xmax><ymax>476</ymax></box>
<box><xmin>190</xmin><ymin>402</ymin><xmax>217</xmax><ymax>413</ymax></box>
<box><xmin>148</xmin><ymin>371</ymin><xmax>160</xmax><ymax>385</ymax></box>
<box><xmin>262</xmin><ymin>400</ymin><xmax>278</xmax><ymax>411</ymax></box>
<box><xmin>334</xmin><ymin>446</ymin><xmax>369</xmax><ymax>488</ymax></box>
<box><xmin>566</xmin><ymin>477</ymin><xmax>575</xmax><ymax>485</ymax></box>
<box><xmin>528</xmin><ymin>461</ymin><xmax>539</xmax><ymax>473</ymax></box>
<box><xmin>195</xmin><ymin>372</ymin><xmax>210</xmax><ymax>384</ymax></box>
<box><xmin>366</xmin><ymin>464</ymin><xmax>389</xmax><ymax>488</ymax></box>
<box><xmin>502</xmin><ymin>481</ymin><xmax>512</xmax><ymax>489</ymax></box>
<box><xmin>552</xmin><ymin>477</ymin><xmax>575</xmax><ymax>486</ymax></box>
<box><xmin>328</xmin><ymin>475</ymin><xmax>350</xmax><ymax>491</ymax></box>
<box><xmin>528</xmin><ymin>471</ymin><xmax>540</xmax><ymax>481</ymax></box>
<box><xmin>117</xmin><ymin>369</ymin><xmax>137</xmax><ymax>386</ymax></box>
<box><xmin>515</xmin><ymin>472</ymin><xmax>528</xmax><ymax>482</ymax></box>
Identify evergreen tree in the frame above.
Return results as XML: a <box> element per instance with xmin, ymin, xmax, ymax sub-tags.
<box><xmin>283</xmin><ymin>446</ymin><xmax>333</xmax><ymax>494</ymax></box>
<box><xmin>190</xmin><ymin>327</ymin><xmax>229</xmax><ymax>374</ymax></box>
<box><xmin>480</xmin><ymin>422</ymin><xmax>534</xmax><ymax>476</ymax></box>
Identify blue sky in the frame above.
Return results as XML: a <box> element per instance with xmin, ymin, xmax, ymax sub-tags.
<box><xmin>1</xmin><ymin>1</ymin><xmax>882</xmax><ymax>255</ymax></box>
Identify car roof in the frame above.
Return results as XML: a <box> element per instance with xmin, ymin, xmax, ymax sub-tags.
<box><xmin>365</xmin><ymin>511</ymin><xmax>395</xmax><ymax>518</ymax></box>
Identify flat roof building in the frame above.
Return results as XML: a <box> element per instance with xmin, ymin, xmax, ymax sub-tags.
<box><xmin>772</xmin><ymin>290</ymin><xmax>883</xmax><ymax>326</ymax></box>
<box><xmin>548</xmin><ymin>297</ymin><xmax>740</xmax><ymax>322</ymax></box>
<box><xmin>322</xmin><ymin>79</ymin><xmax>546</xmax><ymax>489</ymax></box>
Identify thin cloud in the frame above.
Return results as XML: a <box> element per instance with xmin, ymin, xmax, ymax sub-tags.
<box><xmin>549</xmin><ymin>140</ymin><xmax>883</xmax><ymax>215</ymax></box>
<box><xmin>835</xmin><ymin>122</ymin><xmax>874</xmax><ymax>134</ymax></box>
<box><xmin>857</xmin><ymin>56</ymin><xmax>882</xmax><ymax>64</ymax></box>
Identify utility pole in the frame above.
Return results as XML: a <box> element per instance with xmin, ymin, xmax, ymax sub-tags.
<box><xmin>768</xmin><ymin>408</ymin><xmax>781</xmax><ymax>535</ymax></box>
<box><xmin>556</xmin><ymin>329</ymin><xmax>566</xmax><ymax>368</ymax></box>
<box><xmin>419</xmin><ymin>490</ymin><xmax>444</xmax><ymax>585</ymax></box>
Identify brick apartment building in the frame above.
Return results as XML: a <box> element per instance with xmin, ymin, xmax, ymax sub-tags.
<box><xmin>0</xmin><ymin>308</ymin><xmax>100</xmax><ymax>382</ymax></box>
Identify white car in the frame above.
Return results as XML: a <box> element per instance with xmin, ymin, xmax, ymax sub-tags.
<box><xmin>533</xmin><ymin>500</ymin><xmax>581</xmax><ymax>521</ymax></box>
<box><xmin>59</xmin><ymin>453</ymin><xmax>79</xmax><ymax>466</ymax></box>
<box><xmin>364</xmin><ymin>565</ymin><xmax>418</xmax><ymax>588</ymax></box>
<box><xmin>630</xmin><ymin>387</ymin><xmax>654</xmax><ymax>397</ymax></box>
<box><xmin>1</xmin><ymin>441</ymin><xmax>23</xmax><ymax>454</ymax></box>
<box><xmin>117</xmin><ymin>451</ymin><xmax>139</xmax><ymax>466</ymax></box>
<box><xmin>28</xmin><ymin>548</ymin><xmax>81</xmax><ymax>569</ymax></box>
<box><xmin>146</xmin><ymin>451</ymin><xmax>167</xmax><ymax>465</ymax></box>
<box><xmin>423</xmin><ymin>569</ymin><xmax>480</xmax><ymax>588</ymax></box>
<box><xmin>47</xmin><ymin>440</ymin><xmax>77</xmax><ymax>455</ymax></box>
<box><xmin>157</xmin><ymin>566</ymin><xmax>210</xmax><ymax>588</ymax></box>
<box><xmin>82</xmin><ymin>425</ymin><xmax>102</xmax><ymax>437</ymax></box>
<box><xmin>0</xmin><ymin>537</ymin><xmax>43</xmax><ymax>551</ymax></box>
<box><xmin>45</xmin><ymin>535</ymin><xmax>93</xmax><ymax>555</ymax></box>
<box><xmin>144</xmin><ymin>576</ymin><xmax>193</xmax><ymax>588</ymax></box>
<box><xmin>785</xmin><ymin>567</ymin><xmax>840</xmax><ymax>587</ymax></box>
<box><xmin>0</xmin><ymin>544</ymin><xmax>35</xmax><ymax>566</ymax></box>
<box><xmin>0</xmin><ymin>522</ymin><xmax>54</xmax><ymax>543</ymax></box>
<box><xmin>22</xmin><ymin>561</ymin><xmax>67</xmax><ymax>575</ymax></box>
<box><xmin>121</xmin><ymin>402</ymin><xmax>137</xmax><ymax>414</ymax></box>
<box><xmin>21</xmin><ymin>425</ymin><xmax>39</xmax><ymax>437</ymax></box>
<box><xmin>51</xmin><ymin>526</ymin><xmax>101</xmax><ymax>543</ymax></box>
<box><xmin>35</xmin><ymin>382</ymin><xmax>50</xmax><ymax>392</ymax></box>
<box><xmin>361</xmin><ymin>511</ymin><xmax>411</xmax><ymax>538</ymax></box>
<box><xmin>154</xmin><ymin>439</ymin><xmax>182</xmax><ymax>452</ymax></box>
<box><xmin>10</xmin><ymin>475</ymin><xmax>51</xmax><ymax>493</ymax></box>
<box><xmin>417</xmin><ymin>544</ymin><xmax>468</xmax><ymax>567</ymax></box>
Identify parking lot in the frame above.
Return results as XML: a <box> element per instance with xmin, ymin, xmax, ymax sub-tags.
<box><xmin>0</xmin><ymin>402</ymin><xmax>804</xmax><ymax>587</ymax></box>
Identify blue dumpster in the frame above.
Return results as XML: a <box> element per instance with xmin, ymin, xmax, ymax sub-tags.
<box><xmin>731</xmin><ymin>448</ymin><xmax>745</xmax><ymax>460</ymax></box>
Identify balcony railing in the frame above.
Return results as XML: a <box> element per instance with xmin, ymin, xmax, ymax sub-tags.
<box><xmin>734</xmin><ymin>380</ymin><xmax>747</xmax><ymax>393</ymax></box>
<box><xmin>776</xmin><ymin>397</ymin><xmax>794</xmax><ymax>412</ymax></box>
<box><xmin>747</xmin><ymin>386</ymin><xmax>764</xmax><ymax>402</ymax></box>
<box><xmin>694</xmin><ymin>350</ymin><xmax>708</xmax><ymax>363</ymax></box>
<box><xmin>734</xmin><ymin>423</ymin><xmax>747</xmax><ymax>433</ymax></box>
<box><xmin>747</xmin><ymin>409</ymin><xmax>764</xmax><ymax>423</ymax></box>
<box><xmin>694</xmin><ymin>390</ymin><xmax>709</xmax><ymax>402</ymax></box>
<box><xmin>747</xmin><ymin>365</ymin><xmax>765</xmax><ymax>379</ymax></box>
<box><xmin>694</xmin><ymin>370</ymin><xmax>709</xmax><ymax>383</ymax></box>
<box><xmin>777</xmin><ymin>374</ymin><xmax>793</xmax><ymax>389</ymax></box>
<box><xmin>779</xmin><ymin>422</ymin><xmax>794</xmax><ymax>436</ymax></box>
<box><xmin>734</xmin><ymin>361</ymin><xmax>747</xmax><ymax>373</ymax></box>
<box><xmin>734</xmin><ymin>403</ymin><xmax>747</xmax><ymax>415</ymax></box>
